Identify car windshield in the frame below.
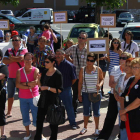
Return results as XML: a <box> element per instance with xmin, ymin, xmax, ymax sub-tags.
<box><xmin>70</xmin><ymin>27</ymin><xmax>95</xmax><ymax>38</ymax></box>
<box><xmin>5</xmin><ymin>15</ymin><xmax>23</xmax><ymax>24</ymax></box>
<box><xmin>119</xmin><ymin>13</ymin><xmax>132</xmax><ymax>18</ymax></box>
<box><xmin>1</xmin><ymin>11</ymin><xmax>12</xmax><ymax>14</ymax></box>
<box><xmin>122</xmin><ymin>27</ymin><xmax>140</xmax><ymax>40</ymax></box>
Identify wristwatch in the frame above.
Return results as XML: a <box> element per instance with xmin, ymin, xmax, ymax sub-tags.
<box><xmin>48</xmin><ymin>87</ymin><xmax>50</xmax><ymax>91</ymax></box>
<box><xmin>26</xmin><ymin>82</ymin><xmax>28</xmax><ymax>86</ymax></box>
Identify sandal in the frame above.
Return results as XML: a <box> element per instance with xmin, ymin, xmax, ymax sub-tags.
<box><xmin>80</xmin><ymin>128</ymin><xmax>87</xmax><ymax>135</ymax></box>
<box><xmin>93</xmin><ymin>129</ymin><xmax>100</xmax><ymax>137</ymax></box>
<box><xmin>1</xmin><ymin>135</ymin><xmax>7</xmax><ymax>140</ymax></box>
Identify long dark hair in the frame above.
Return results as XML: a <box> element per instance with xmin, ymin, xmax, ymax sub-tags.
<box><xmin>45</xmin><ymin>54</ymin><xmax>56</xmax><ymax>66</ymax></box>
<box><xmin>110</xmin><ymin>38</ymin><xmax>121</xmax><ymax>51</ymax></box>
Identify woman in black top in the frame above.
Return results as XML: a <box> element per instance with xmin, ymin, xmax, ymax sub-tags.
<box><xmin>119</xmin><ymin>57</ymin><xmax>140</xmax><ymax>140</ymax></box>
<box><xmin>34</xmin><ymin>54</ymin><xmax>63</xmax><ymax>140</ymax></box>
<box><xmin>0</xmin><ymin>49</ymin><xmax>9</xmax><ymax>140</ymax></box>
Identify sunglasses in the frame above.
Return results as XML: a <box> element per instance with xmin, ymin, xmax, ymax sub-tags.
<box><xmin>78</xmin><ymin>36</ymin><xmax>86</xmax><ymax>40</ymax></box>
<box><xmin>12</xmin><ymin>39</ymin><xmax>20</xmax><ymax>42</ymax></box>
<box><xmin>113</xmin><ymin>42</ymin><xmax>119</xmax><ymax>44</ymax></box>
<box><xmin>45</xmin><ymin>61</ymin><xmax>50</xmax><ymax>64</ymax></box>
<box><xmin>119</xmin><ymin>57</ymin><xmax>128</xmax><ymax>60</ymax></box>
<box><xmin>87</xmin><ymin>59</ymin><xmax>94</xmax><ymax>62</ymax></box>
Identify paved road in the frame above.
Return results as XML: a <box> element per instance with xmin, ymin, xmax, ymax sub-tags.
<box><xmin>5</xmin><ymin>72</ymin><xmax>120</xmax><ymax>140</ymax></box>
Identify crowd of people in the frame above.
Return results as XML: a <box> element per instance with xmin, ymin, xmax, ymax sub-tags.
<box><xmin>0</xmin><ymin>23</ymin><xmax>140</xmax><ymax>140</ymax></box>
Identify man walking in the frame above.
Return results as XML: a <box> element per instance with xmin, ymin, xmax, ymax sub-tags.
<box><xmin>65</xmin><ymin>32</ymin><xmax>87</xmax><ymax>117</ymax></box>
<box><xmin>56</xmin><ymin>49</ymin><xmax>77</xmax><ymax>129</ymax></box>
<box><xmin>3</xmin><ymin>35</ymin><xmax>28</xmax><ymax>117</ymax></box>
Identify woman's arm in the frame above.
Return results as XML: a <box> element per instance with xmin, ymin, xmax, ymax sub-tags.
<box><xmin>109</xmin><ymin>75</ymin><xmax>116</xmax><ymax>88</ymax></box>
<box><xmin>119</xmin><ymin>98</ymin><xmax>140</xmax><ymax>116</ymax></box>
<box><xmin>78</xmin><ymin>68</ymin><xmax>83</xmax><ymax>102</ymax></box>
<box><xmin>119</xmin><ymin>49</ymin><xmax>123</xmax><ymax>56</ymax></box>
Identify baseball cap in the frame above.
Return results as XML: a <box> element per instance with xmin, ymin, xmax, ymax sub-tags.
<box><xmin>11</xmin><ymin>31</ymin><xmax>18</xmax><ymax>37</ymax></box>
<box><xmin>10</xmin><ymin>23</ymin><xmax>15</xmax><ymax>27</ymax></box>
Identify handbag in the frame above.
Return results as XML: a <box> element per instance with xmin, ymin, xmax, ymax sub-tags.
<box><xmin>46</xmin><ymin>89</ymin><xmax>65</xmax><ymax>125</ymax></box>
<box><xmin>84</xmin><ymin>67</ymin><xmax>101</xmax><ymax>103</ymax></box>
<box><xmin>23</xmin><ymin>67</ymin><xmax>40</xmax><ymax>107</ymax></box>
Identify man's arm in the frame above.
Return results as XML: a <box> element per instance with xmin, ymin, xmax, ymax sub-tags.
<box><xmin>9</xmin><ymin>55</ymin><xmax>24</xmax><ymax>62</ymax></box>
<box><xmin>3</xmin><ymin>57</ymin><xmax>13</xmax><ymax>65</ymax></box>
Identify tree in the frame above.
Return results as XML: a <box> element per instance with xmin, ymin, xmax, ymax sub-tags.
<box><xmin>85</xmin><ymin>0</ymin><xmax>126</xmax><ymax>24</ymax></box>
<box><xmin>0</xmin><ymin>0</ymin><xmax>19</xmax><ymax>6</ymax></box>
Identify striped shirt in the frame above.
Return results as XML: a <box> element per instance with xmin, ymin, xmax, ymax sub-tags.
<box><xmin>109</xmin><ymin>50</ymin><xmax>120</xmax><ymax>73</ymax></box>
<box><xmin>82</xmin><ymin>67</ymin><xmax>98</xmax><ymax>93</ymax></box>
<box><xmin>65</xmin><ymin>44</ymin><xmax>87</xmax><ymax>78</ymax></box>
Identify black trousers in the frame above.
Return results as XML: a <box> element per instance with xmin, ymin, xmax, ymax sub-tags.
<box><xmin>72</xmin><ymin>79</ymin><xmax>79</xmax><ymax>114</ymax></box>
<box><xmin>0</xmin><ymin>89</ymin><xmax>6</xmax><ymax>126</ymax></box>
<box><xmin>97</xmin><ymin>94</ymin><xmax>118</xmax><ymax>140</ymax></box>
<box><xmin>34</xmin><ymin>107</ymin><xmax>58</xmax><ymax>140</ymax></box>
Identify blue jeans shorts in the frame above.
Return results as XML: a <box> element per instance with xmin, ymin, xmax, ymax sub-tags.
<box><xmin>19</xmin><ymin>98</ymin><xmax>38</xmax><ymax>127</ymax></box>
<box><xmin>7</xmin><ymin>78</ymin><xmax>17</xmax><ymax>98</ymax></box>
<box><xmin>82</xmin><ymin>92</ymin><xmax>101</xmax><ymax>117</ymax></box>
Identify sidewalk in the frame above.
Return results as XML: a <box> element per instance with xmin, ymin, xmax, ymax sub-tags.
<box><xmin>5</xmin><ymin>73</ymin><xmax>119</xmax><ymax>140</ymax></box>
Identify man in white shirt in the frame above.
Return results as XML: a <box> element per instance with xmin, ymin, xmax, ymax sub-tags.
<box><xmin>121</xmin><ymin>30</ymin><xmax>139</xmax><ymax>58</ymax></box>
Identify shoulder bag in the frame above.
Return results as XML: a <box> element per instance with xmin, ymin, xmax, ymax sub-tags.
<box><xmin>23</xmin><ymin>67</ymin><xmax>40</xmax><ymax>107</ymax></box>
<box><xmin>46</xmin><ymin>88</ymin><xmax>65</xmax><ymax>125</ymax></box>
<box><xmin>84</xmin><ymin>67</ymin><xmax>101</xmax><ymax>103</ymax></box>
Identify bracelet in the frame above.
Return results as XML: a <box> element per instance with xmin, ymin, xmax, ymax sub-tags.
<box><xmin>26</xmin><ymin>82</ymin><xmax>28</xmax><ymax>86</ymax></box>
<box><xmin>124</xmin><ymin>108</ymin><xmax>128</xmax><ymax>112</ymax></box>
<box><xmin>48</xmin><ymin>87</ymin><xmax>50</xmax><ymax>91</ymax></box>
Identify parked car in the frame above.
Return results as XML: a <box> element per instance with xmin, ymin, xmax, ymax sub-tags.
<box><xmin>117</xmin><ymin>12</ymin><xmax>134</xmax><ymax>26</ymax></box>
<box><xmin>112</xmin><ymin>10</ymin><xmax>129</xmax><ymax>19</ymax></box>
<box><xmin>16</xmin><ymin>8</ymin><xmax>53</xmax><ymax>24</ymax></box>
<box><xmin>119</xmin><ymin>22</ymin><xmax>140</xmax><ymax>56</ymax></box>
<box><xmin>14</xmin><ymin>8</ymin><xmax>33</xmax><ymax>17</ymax></box>
<box><xmin>63</xmin><ymin>23</ymin><xmax>106</xmax><ymax>47</ymax></box>
<box><xmin>67</xmin><ymin>11</ymin><xmax>76</xmax><ymax>23</ymax></box>
<box><xmin>0</xmin><ymin>10</ymin><xmax>14</xmax><ymax>16</ymax></box>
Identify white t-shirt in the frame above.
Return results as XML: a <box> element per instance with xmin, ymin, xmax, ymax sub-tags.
<box><xmin>121</xmin><ymin>41</ymin><xmax>139</xmax><ymax>57</ymax></box>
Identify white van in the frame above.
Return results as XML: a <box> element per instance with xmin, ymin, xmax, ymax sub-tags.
<box><xmin>17</xmin><ymin>8</ymin><xmax>53</xmax><ymax>25</ymax></box>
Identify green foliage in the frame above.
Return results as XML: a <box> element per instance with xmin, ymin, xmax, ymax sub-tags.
<box><xmin>0</xmin><ymin>0</ymin><xmax>19</xmax><ymax>6</ymax></box>
<box><xmin>86</xmin><ymin>0</ymin><xmax>126</xmax><ymax>10</ymax></box>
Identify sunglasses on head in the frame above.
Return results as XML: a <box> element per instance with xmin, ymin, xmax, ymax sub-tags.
<box><xmin>119</xmin><ymin>57</ymin><xmax>128</xmax><ymax>60</ymax></box>
<box><xmin>45</xmin><ymin>61</ymin><xmax>50</xmax><ymax>64</ymax></box>
<box><xmin>12</xmin><ymin>39</ymin><xmax>20</xmax><ymax>42</ymax></box>
<box><xmin>113</xmin><ymin>42</ymin><xmax>119</xmax><ymax>44</ymax></box>
<box><xmin>87</xmin><ymin>59</ymin><xmax>94</xmax><ymax>62</ymax></box>
<box><xmin>78</xmin><ymin>36</ymin><xmax>86</xmax><ymax>40</ymax></box>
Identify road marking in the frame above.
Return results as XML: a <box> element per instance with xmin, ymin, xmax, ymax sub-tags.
<box><xmin>55</xmin><ymin>30</ymin><xmax>119</xmax><ymax>32</ymax></box>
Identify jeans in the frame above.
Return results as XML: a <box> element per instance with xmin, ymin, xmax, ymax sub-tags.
<box><xmin>118</xmin><ymin>106</ymin><xmax>128</xmax><ymax>140</ymax></box>
<box><xmin>97</xmin><ymin>94</ymin><xmax>118</xmax><ymax>140</ymax></box>
<box><xmin>34</xmin><ymin>107</ymin><xmax>58</xmax><ymax>140</ymax></box>
<box><xmin>27</xmin><ymin>43</ymin><xmax>35</xmax><ymax>53</ymax></box>
<box><xmin>7</xmin><ymin>78</ymin><xmax>16</xmax><ymax>98</ymax></box>
<box><xmin>82</xmin><ymin>92</ymin><xmax>101</xmax><ymax>117</ymax></box>
<box><xmin>72</xmin><ymin>79</ymin><xmax>79</xmax><ymax>114</ymax></box>
<box><xmin>19</xmin><ymin>98</ymin><xmax>38</xmax><ymax>126</ymax></box>
<box><xmin>59</xmin><ymin>87</ymin><xmax>76</xmax><ymax>126</ymax></box>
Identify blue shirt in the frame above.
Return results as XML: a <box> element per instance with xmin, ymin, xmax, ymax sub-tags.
<box><xmin>56</xmin><ymin>59</ymin><xmax>77</xmax><ymax>88</ymax></box>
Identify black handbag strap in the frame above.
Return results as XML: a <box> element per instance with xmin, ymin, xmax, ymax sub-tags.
<box><xmin>76</xmin><ymin>48</ymin><xmax>80</xmax><ymax>70</ymax></box>
<box><xmin>123</xmin><ymin>41</ymin><xmax>132</xmax><ymax>52</ymax></box>
<box><xmin>11</xmin><ymin>49</ymin><xmax>22</xmax><ymax>68</ymax></box>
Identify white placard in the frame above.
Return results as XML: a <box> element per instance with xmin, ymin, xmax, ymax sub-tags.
<box><xmin>55</xmin><ymin>13</ymin><xmax>66</xmax><ymax>22</ymax></box>
<box><xmin>0</xmin><ymin>20</ymin><xmax>9</xmax><ymax>30</ymax></box>
<box><xmin>101</xmin><ymin>16</ymin><xmax>114</xmax><ymax>26</ymax></box>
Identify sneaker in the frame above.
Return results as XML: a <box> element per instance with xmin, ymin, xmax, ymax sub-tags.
<box><xmin>23</xmin><ymin>134</ymin><xmax>31</xmax><ymax>140</ymax></box>
<box><xmin>72</xmin><ymin>125</ymin><xmax>77</xmax><ymax>130</ymax></box>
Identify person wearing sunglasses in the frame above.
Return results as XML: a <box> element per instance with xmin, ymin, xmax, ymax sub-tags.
<box><xmin>34</xmin><ymin>54</ymin><xmax>63</xmax><ymax>140</ymax></box>
<box><xmin>78</xmin><ymin>52</ymin><xmax>103</xmax><ymax>136</ymax></box>
<box><xmin>108</xmin><ymin>38</ymin><xmax>123</xmax><ymax>75</ymax></box>
<box><xmin>96</xmin><ymin>52</ymin><xmax>132</xmax><ymax>140</ymax></box>
<box><xmin>3</xmin><ymin>35</ymin><xmax>28</xmax><ymax>118</ymax></box>
<box><xmin>33</xmin><ymin>36</ymin><xmax>52</xmax><ymax>74</ymax></box>
<box><xmin>55</xmin><ymin>49</ymin><xmax>77</xmax><ymax>130</ymax></box>
<box><xmin>119</xmin><ymin>57</ymin><xmax>140</xmax><ymax>140</ymax></box>
<box><xmin>4</xmin><ymin>32</ymin><xmax>11</xmax><ymax>42</ymax></box>
<box><xmin>65</xmin><ymin>32</ymin><xmax>88</xmax><ymax>118</ymax></box>
<box><xmin>121</xmin><ymin>30</ymin><xmax>139</xmax><ymax>58</ymax></box>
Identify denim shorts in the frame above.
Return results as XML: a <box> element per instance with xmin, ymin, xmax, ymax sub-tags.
<box><xmin>82</xmin><ymin>92</ymin><xmax>101</xmax><ymax>117</ymax></box>
<box><xmin>99</xmin><ymin>64</ymin><xmax>107</xmax><ymax>72</ymax></box>
<box><xmin>7</xmin><ymin>78</ymin><xmax>17</xmax><ymax>98</ymax></box>
<box><xmin>19</xmin><ymin>98</ymin><xmax>38</xmax><ymax>126</ymax></box>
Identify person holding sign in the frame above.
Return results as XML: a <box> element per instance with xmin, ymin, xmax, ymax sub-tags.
<box><xmin>78</xmin><ymin>53</ymin><xmax>103</xmax><ymax>135</ymax></box>
<box><xmin>119</xmin><ymin>57</ymin><xmax>140</xmax><ymax>140</ymax></box>
<box><xmin>121</xmin><ymin>31</ymin><xmax>139</xmax><ymax>58</ymax></box>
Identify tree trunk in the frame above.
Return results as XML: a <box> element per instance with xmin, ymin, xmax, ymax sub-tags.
<box><xmin>95</xmin><ymin>5</ymin><xmax>101</xmax><ymax>24</ymax></box>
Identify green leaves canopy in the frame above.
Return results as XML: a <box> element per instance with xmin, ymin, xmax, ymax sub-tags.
<box><xmin>86</xmin><ymin>0</ymin><xmax>126</xmax><ymax>9</ymax></box>
<box><xmin>0</xmin><ymin>0</ymin><xmax>19</xmax><ymax>6</ymax></box>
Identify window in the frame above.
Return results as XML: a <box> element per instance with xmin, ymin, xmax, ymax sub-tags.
<box><xmin>22</xmin><ymin>12</ymin><xmax>31</xmax><ymax>18</ymax></box>
<box><xmin>34</xmin><ymin>0</ymin><xmax>44</xmax><ymax>3</ymax></box>
<box><xmin>65</xmin><ymin>0</ymin><xmax>78</xmax><ymax>6</ymax></box>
